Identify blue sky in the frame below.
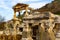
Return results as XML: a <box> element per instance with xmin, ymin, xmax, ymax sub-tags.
<box><xmin>0</xmin><ymin>0</ymin><xmax>53</xmax><ymax>21</ymax></box>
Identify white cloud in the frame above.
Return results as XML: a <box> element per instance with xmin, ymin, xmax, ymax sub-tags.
<box><xmin>0</xmin><ymin>0</ymin><xmax>52</xmax><ymax>10</ymax></box>
<box><xmin>15</xmin><ymin>0</ymin><xmax>40</xmax><ymax>2</ymax></box>
<box><xmin>11</xmin><ymin>0</ymin><xmax>41</xmax><ymax>6</ymax></box>
<box><xmin>21</xmin><ymin>0</ymin><xmax>39</xmax><ymax>1</ymax></box>
<box><xmin>11</xmin><ymin>0</ymin><xmax>50</xmax><ymax>9</ymax></box>
<box><xmin>29</xmin><ymin>2</ymin><xmax>47</xmax><ymax>9</ymax></box>
<box><xmin>0</xmin><ymin>0</ymin><xmax>53</xmax><ymax>21</ymax></box>
<box><xmin>0</xmin><ymin>0</ymin><xmax>11</xmax><ymax>10</ymax></box>
<box><xmin>0</xmin><ymin>0</ymin><xmax>49</xmax><ymax>10</ymax></box>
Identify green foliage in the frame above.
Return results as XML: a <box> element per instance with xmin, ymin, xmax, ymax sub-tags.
<box><xmin>0</xmin><ymin>15</ymin><xmax>5</xmax><ymax>22</ymax></box>
<box><xmin>0</xmin><ymin>15</ymin><xmax>5</xmax><ymax>30</ymax></box>
<box><xmin>55</xmin><ymin>0</ymin><xmax>60</xmax><ymax>1</ymax></box>
<box><xmin>0</xmin><ymin>22</ymin><xmax>6</xmax><ymax>31</ymax></box>
<box><xmin>54</xmin><ymin>11</ymin><xmax>60</xmax><ymax>15</ymax></box>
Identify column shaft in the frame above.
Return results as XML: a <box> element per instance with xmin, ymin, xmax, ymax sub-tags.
<box><xmin>14</xmin><ymin>11</ymin><xmax>16</xmax><ymax>19</ymax></box>
<box><xmin>25</xmin><ymin>7</ymin><xmax>28</xmax><ymax>16</ymax></box>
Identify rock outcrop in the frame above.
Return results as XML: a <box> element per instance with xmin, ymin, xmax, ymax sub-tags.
<box><xmin>34</xmin><ymin>0</ymin><xmax>60</xmax><ymax>15</ymax></box>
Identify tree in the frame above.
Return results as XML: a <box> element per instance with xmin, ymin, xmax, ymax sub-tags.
<box><xmin>0</xmin><ymin>15</ymin><xmax>5</xmax><ymax>22</ymax></box>
<box><xmin>55</xmin><ymin>0</ymin><xmax>60</xmax><ymax>1</ymax></box>
<box><xmin>0</xmin><ymin>15</ymin><xmax>5</xmax><ymax>30</ymax></box>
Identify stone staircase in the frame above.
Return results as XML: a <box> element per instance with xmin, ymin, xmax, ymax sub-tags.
<box><xmin>56</xmin><ymin>30</ymin><xmax>60</xmax><ymax>40</ymax></box>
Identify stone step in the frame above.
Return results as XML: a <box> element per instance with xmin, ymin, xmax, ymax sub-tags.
<box><xmin>56</xmin><ymin>38</ymin><xmax>60</xmax><ymax>40</ymax></box>
<box><xmin>58</xmin><ymin>30</ymin><xmax>60</xmax><ymax>32</ymax></box>
<box><xmin>56</xmin><ymin>28</ymin><xmax>60</xmax><ymax>40</ymax></box>
<box><xmin>56</xmin><ymin>32</ymin><xmax>60</xmax><ymax>38</ymax></box>
<box><xmin>56</xmin><ymin>31</ymin><xmax>60</xmax><ymax>40</ymax></box>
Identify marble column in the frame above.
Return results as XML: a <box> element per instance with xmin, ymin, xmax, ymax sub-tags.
<box><xmin>38</xmin><ymin>24</ymin><xmax>41</xmax><ymax>40</ymax></box>
<box><xmin>14</xmin><ymin>11</ymin><xmax>16</xmax><ymax>19</ymax></box>
<box><xmin>13</xmin><ymin>21</ymin><xmax>17</xmax><ymax>40</ymax></box>
<box><xmin>25</xmin><ymin>7</ymin><xmax>28</xmax><ymax>16</ymax></box>
<box><xmin>47</xmin><ymin>19</ymin><xmax>55</xmax><ymax>40</ymax></box>
<box><xmin>40</xmin><ymin>23</ymin><xmax>45</xmax><ymax>40</ymax></box>
<box><xmin>22</xmin><ymin>23</ymin><xmax>33</xmax><ymax>40</ymax></box>
<box><xmin>48</xmin><ymin>28</ymin><xmax>55</xmax><ymax>40</ymax></box>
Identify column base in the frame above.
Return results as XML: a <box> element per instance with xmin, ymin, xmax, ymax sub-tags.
<box><xmin>22</xmin><ymin>38</ymin><xmax>33</xmax><ymax>40</ymax></box>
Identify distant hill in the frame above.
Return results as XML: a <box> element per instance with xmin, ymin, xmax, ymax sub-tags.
<box><xmin>34</xmin><ymin>0</ymin><xmax>60</xmax><ymax>15</ymax></box>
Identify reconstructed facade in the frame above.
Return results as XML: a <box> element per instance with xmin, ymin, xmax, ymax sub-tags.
<box><xmin>0</xmin><ymin>3</ymin><xmax>60</xmax><ymax>40</ymax></box>
<box><xmin>22</xmin><ymin>11</ymin><xmax>56</xmax><ymax>40</ymax></box>
<box><xmin>9</xmin><ymin>3</ymin><xmax>60</xmax><ymax>40</ymax></box>
<box><xmin>12</xmin><ymin>3</ymin><xmax>60</xmax><ymax>40</ymax></box>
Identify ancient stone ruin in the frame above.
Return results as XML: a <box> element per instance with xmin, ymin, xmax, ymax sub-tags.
<box><xmin>0</xmin><ymin>3</ymin><xmax>60</xmax><ymax>40</ymax></box>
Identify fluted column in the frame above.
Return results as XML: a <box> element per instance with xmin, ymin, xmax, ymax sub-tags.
<box><xmin>13</xmin><ymin>21</ymin><xmax>17</xmax><ymax>40</ymax></box>
<box><xmin>25</xmin><ymin>7</ymin><xmax>28</xmax><ymax>16</ymax></box>
<box><xmin>40</xmin><ymin>23</ymin><xmax>45</xmax><ymax>40</ymax></box>
<box><xmin>47</xmin><ymin>18</ymin><xmax>55</xmax><ymax>40</ymax></box>
<box><xmin>14</xmin><ymin>11</ymin><xmax>16</xmax><ymax>19</ymax></box>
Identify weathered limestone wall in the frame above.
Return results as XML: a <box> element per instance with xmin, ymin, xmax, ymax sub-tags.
<box><xmin>0</xmin><ymin>34</ymin><xmax>22</xmax><ymax>40</ymax></box>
